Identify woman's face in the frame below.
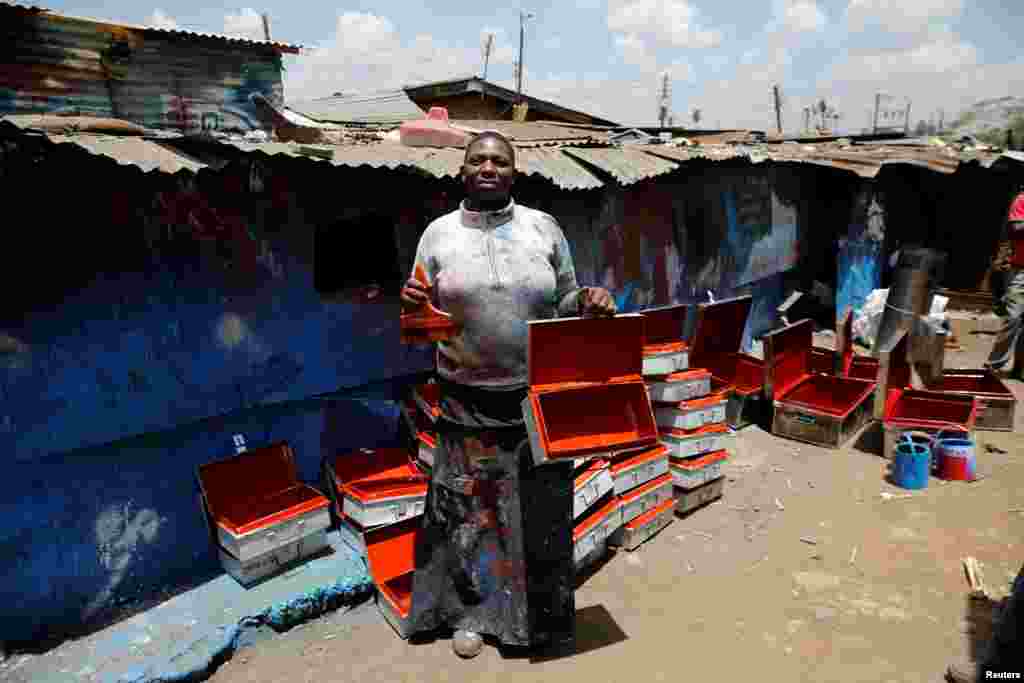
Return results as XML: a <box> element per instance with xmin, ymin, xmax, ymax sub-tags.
<box><xmin>462</xmin><ymin>137</ymin><xmax>516</xmax><ymax>203</ymax></box>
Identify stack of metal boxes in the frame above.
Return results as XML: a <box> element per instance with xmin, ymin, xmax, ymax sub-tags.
<box><xmin>640</xmin><ymin>304</ymin><xmax>732</xmax><ymax>516</ymax></box>
<box><xmin>520</xmin><ymin>314</ymin><xmax>660</xmax><ymax>571</ymax></box>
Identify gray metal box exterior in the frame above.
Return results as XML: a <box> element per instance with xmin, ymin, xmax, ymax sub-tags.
<box><xmin>674</xmin><ymin>476</ymin><xmax>724</xmax><ymax>515</ymax></box>
<box><xmin>216</xmin><ymin>503</ymin><xmax>331</xmax><ymax>565</ymax></box>
<box><xmin>574</xmin><ymin>466</ymin><xmax>615</xmax><ymax>519</ymax></box>
<box><xmin>771</xmin><ymin>394</ymin><xmax>875</xmax><ymax>449</ymax></box>
<box><xmin>609</xmin><ymin>503</ymin><xmax>674</xmax><ymax>551</ymax></box>
<box><xmin>642</xmin><ymin>349</ymin><xmax>689</xmax><ymax>377</ymax></box>
<box><xmin>617</xmin><ymin>475</ymin><xmax>673</xmax><ymax>526</ymax></box>
<box><xmin>218</xmin><ymin>529</ymin><xmax>328</xmax><ymax>587</ymax></box>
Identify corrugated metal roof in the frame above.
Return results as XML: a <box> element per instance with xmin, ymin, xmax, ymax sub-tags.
<box><xmin>48</xmin><ymin>133</ymin><xmax>207</xmax><ymax>173</ymax></box>
<box><xmin>562</xmin><ymin>146</ymin><xmax>679</xmax><ymax>185</ymax></box>
<box><xmin>516</xmin><ymin>147</ymin><xmax>602</xmax><ymax>190</ymax></box>
<box><xmin>2</xmin><ymin>3</ymin><xmax>301</xmax><ymax>52</ymax></box>
<box><xmin>288</xmin><ymin>90</ymin><xmax>425</xmax><ymax>125</ymax></box>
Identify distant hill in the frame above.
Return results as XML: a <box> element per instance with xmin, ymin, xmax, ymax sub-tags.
<box><xmin>952</xmin><ymin>96</ymin><xmax>1024</xmax><ymax>137</ymax></box>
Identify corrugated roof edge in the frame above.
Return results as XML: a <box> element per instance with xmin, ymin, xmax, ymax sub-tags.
<box><xmin>1</xmin><ymin>3</ymin><xmax>302</xmax><ymax>52</ymax></box>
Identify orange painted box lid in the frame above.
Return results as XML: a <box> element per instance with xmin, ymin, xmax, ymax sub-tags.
<box><xmin>574</xmin><ymin>458</ymin><xmax>609</xmax><ymax>490</ymax></box>
<box><xmin>364</xmin><ymin>517</ymin><xmax>419</xmax><ymax>616</ymax></box>
<box><xmin>608</xmin><ymin>442</ymin><xmax>669</xmax><ymax>474</ymax></box>
<box><xmin>345</xmin><ymin>477</ymin><xmax>428</xmax><ymax>503</ymax></box>
<box><xmin>652</xmin><ymin>368</ymin><xmax>711</xmax><ymax>384</ymax></box>
<box><xmin>659</xmin><ymin>422</ymin><xmax>730</xmax><ymax>440</ymax></box>
<box><xmin>669</xmin><ymin>449</ymin><xmax>728</xmax><ymax>471</ymax></box>
<box><xmin>618</xmin><ymin>472</ymin><xmax>671</xmax><ymax>503</ymax></box>
<box><xmin>689</xmin><ymin>295</ymin><xmax>752</xmax><ymax>369</ymax></box>
<box><xmin>651</xmin><ymin>394</ymin><xmax>727</xmax><ymax>411</ymax></box>
<box><xmin>330</xmin><ymin>447</ymin><xmax>426</xmax><ymax>493</ymax></box>
<box><xmin>527</xmin><ymin>314</ymin><xmax>645</xmax><ymax>391</ymax></box>
<box><xmin>624</xmin><ymin>497</ymin><xmax>674</xmax><ymax>530</ymax></box>
<box><xmin>197</xmin><ymin>442</ymin><xmax>329</xmax><ymax>534</ymax></box>
<box><xmin>573</xmin><ymin>495</ymin><xmax>620</xmax><ymax>541</ymax></box>
<box><xmin>640</xmin><ymin>304</ymin><xmax>689</xmax><ymax>354</ymax></box>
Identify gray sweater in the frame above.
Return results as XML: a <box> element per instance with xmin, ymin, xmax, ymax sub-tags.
<box><xmin>411</xmin><ymin>198</ymin><xmax>582</xmax><ymax>390</ymax></box>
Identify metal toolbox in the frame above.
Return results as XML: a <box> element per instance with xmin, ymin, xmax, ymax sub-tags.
<box><xmin>646</xmin><ymin>369</ymin><xmax>712</xmax><ymax>403</ymax></box>
<box><xmin>882</xmin><ymin>388</ymin><xmax>978</xmax><ymax>459</ymax></box>
<box><xmin>336</xmin><ymin>515</ymin><xmax>367</xmax><ymax>556</ymax></box>
<box><xmin>764</xmin><ymin>319</ymin><xmax>877</xmax><ymax>449</ymax></box>
<box><xmin>197</xmin><ymin>443</ymin><xmax>332</xmax><ymax>568</ymax></box>
<box><xmin>411</xmin><ymin>380</ymin><xmax>441</xmax><ymax>423</ymax></box>
<box><xmin>674</xmin><ymin>476</ymin><xmax>725</xmax><ymax>515</ymax></box>
<box><xmin>365</xmin><ymin>517</ymin><xmax>420</xmax><ymax>638</ymax></box>
<box><xmin>925</xmin><ymin>369</ymin><xmax>1016</xmax><ymax>431</ymax></box>
<box><xmin>660</xmin><ymin>423</ymin><xmax>733</xmax><ymax>459</ymax></box>
<box><xmin>608</xmin><ymin>443</ymin><xmax>670</xmax><ymax>495</ymax></box>
<box><xmin>609</xmin><ymin>498</ymin><xmax>674</xmax><ymax>551</ymax></box>
<box><xmin>574</xmin><ymin>459</ymin><xmax>614</xmax><ymax>519</ymax></box>
<box><xmin>670</xmin><ymin>450</ymin><xmax>728</xmax><ymax>490</ymax></box>
<box><xmin>640</xmin><ymin>303</ymin><xmax>690</xmax><ymax>376</ymax></box>
<box><xmin>653</xmin><ymin>395</ymin><xmax>728</xmax><ymax>431</ymax></box>
<box><xmin>688</xmin><ymin>295</ymin><xmax>766</xmax><ymax>430</ymax></box>
<box><xmin>522</xmin><ymin>314</ymin><xmax>658</xmax><ymax>466</ymax></box>
<box><xmin>573</xmin><ymin>495</ymin><xmax>623</xmax><ymax>571</ymax></box>
<box><xmin>416</xmin><ymin>431</ymin><xmax>436</xmax><ymax>471</ymax></box>
<box><xmin>617</xmin><ymin>473</ymin><xmax>673</xmax><ymax>525</ymax></box>
<box><xmin>877</xmin><ymin>329</ymin><xmax>1014</xmax><ymax>431</ymax></box>
<box><xmin>218</xmin><ymin>529</ymin><xmax>329</xmax><ymax>587</ymax></box>
<box><xmin>327</xmin><ymin>448</ymin><xmax>428</xmax><ymax>529</ymax></box>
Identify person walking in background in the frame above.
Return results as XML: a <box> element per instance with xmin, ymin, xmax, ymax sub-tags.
<box><xmin>985</xmin><ymin>187</ymin><xmax>1024</xmax><ymax>379</ymax></box>
<box><xmin>399</xmin><ymin>130</ymin><xmax>617</xmax><ymax>659</ymax></box>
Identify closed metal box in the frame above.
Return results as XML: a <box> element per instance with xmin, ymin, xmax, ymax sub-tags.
<box><xmin>674</xmin><ymin>476</ymin><xmax>725</xmax><ymax>515</ymax></box>
<box><xmin>608</xmin><ymin>443</ymin><xmax>670</xmax><ymax>495</ymax></box>
<box><xmin>640</xmin><ymin>303</ymin><xmax>690</xmax><ymax>376</ymax></box>
<box><xmin>608</xmin><ymin>498</ymin><xmax>674</xmax><ymax>551</ymax></box>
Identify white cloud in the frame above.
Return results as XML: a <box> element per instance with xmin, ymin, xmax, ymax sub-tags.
<box><xmin>224</xmin><ymin>8</ymin><xmax>266</xmax><ymax>41</ymax></box>
<box><xmin>543</xmin><ymin>36</ymin><xmax>563</xmax><ymax>51</ymax></box>
<box><xmin>615</xmin><ymin>33</ymin><xmax>656</xmax><ymax>72</ymax></box>
<box><xmin>831</xmin><ymin>31</ymin><xmax>977</xmax><ymax>80</ymax></box>
<box><xmin>607</xmin><ymin>0</ymin><xmax>723</xmax><ymax>49</ymax></box>
<box><xmin>846</xmin><ymin>0</ymin><xmax>963</xmax><ymax>33</ymax></box>
<box><xmin>775</xmin><ymin>0</ymin><xmax>826</xmax><ymax>33</ymax></box>
<box><xmin>146</xmin><ymin>9</ymin><xmax>178</xmax><ymax>30</ymax></box>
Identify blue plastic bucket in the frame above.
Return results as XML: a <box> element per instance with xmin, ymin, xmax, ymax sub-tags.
<box><xmin>892</xmin><ymin>438</ymin><xmax>930</xmax><ymax>489</ymax></box>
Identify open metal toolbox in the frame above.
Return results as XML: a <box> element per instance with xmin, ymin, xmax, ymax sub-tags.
<box><xmin>763</xmin><ymin>319</ymin><xmax>876</xmax><ymax>448</ymax></box>
<box><xmin>688</xmin><ymin>295</ymin><xmax>765</xmax><ymax>429</ymax></box>
<box><xmin>881</xmin><ymin>388</ymin><xmax>978</xmax><ymax>459</ymax></box>
<box><xmin>326</xmin><ymin>448</ymin><xmax>428</xmax><ymax>529</ymax></box>
<box><xmin>607</xmin><ymin>443</ymin><xmax>670</xmax><ymax>495</ymax></box>
<box><xmin>522</xmin><ymin>314</ymin><xmax>658</xmax><ymax>466</ymax></box>
<box><xmin>365</xmin><ymin>517</ymin><xmax>420</xmax><ymax>638</ymax></box>
<box><xmin>197</xmin><ymin>443</ymin><xmax>332</xmax><ymax>586</ymax></box>
<box><xmin>608</xmin><ymin>497</ymin><xmax>674</xmax><ymax>551</ymax></box>
<box><xmin>640</xmin><ymin>303</ymin><xmax>690</xmax><ymax>376</ymax></box>
<box><xmin>877</xmin><ymin>328</ymin><xmax>1014</xmax><ymax>431</ymax></box>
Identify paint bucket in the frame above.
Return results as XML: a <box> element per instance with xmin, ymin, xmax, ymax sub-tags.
<box><xmin>892</xmin><ymin>436</ymin><xmax>930</xmax><ymax>490</ymax></box>
<box><xmin>900</xmin><ymin>431</ymin><xmax>936</xmax><ymax>472</ymax></box>
<box><xmin>935</xmin><ymin>429</ymin><xmax>976</xmax><ymax>481</ymax></box>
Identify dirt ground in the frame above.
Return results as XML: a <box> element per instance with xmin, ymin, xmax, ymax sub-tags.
<box><xmin>209</xmin><ymin>319</ymin><xmax>1024</xmax><ymax>683</ymax></box>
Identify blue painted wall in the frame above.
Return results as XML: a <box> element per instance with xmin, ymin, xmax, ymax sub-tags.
<box><xmin>836</xmin><ymin>183</ymin><xmax>886</xmax><ymax>326</ymax></box>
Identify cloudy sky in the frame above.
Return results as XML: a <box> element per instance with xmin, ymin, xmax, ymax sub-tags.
<box><xmin>45</xmin><ymin>0</ymin><xmax>1024</xmax><ymax>131</ymax></box>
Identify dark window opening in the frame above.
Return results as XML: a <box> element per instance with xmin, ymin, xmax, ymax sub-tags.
<box><xmin>314</xmin><ymin>214</ymin><xmax>402</xmax><ymax>297</ymax></box>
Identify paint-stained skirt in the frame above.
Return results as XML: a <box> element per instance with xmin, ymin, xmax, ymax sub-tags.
<box><xmin>407</xmin><ymin>409</ymin><xmax>574</xmax><ymax>648</ymax></box>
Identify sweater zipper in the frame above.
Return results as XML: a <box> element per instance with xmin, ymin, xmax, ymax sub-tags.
<box><xmin>486</xmin><ymin>228</ymin><xmax>502</xmax><ymax>288</ymax></box>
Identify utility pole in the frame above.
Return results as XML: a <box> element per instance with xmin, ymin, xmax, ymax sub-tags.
<box><xmin>938</xmin><ymin>108</ymin><xmax>944</xmax><ymax>133</ymax></box>
<box><xmin>772</xmin><ymin>84</ymin><xmax>783</xmax><ymax>135</ymax></box>
<box><xmin>658</xmin><ymin>73</ymin><xmax>671</xmax><ymax>127</ymax></box>
<box><xmin>482</xmin><ymin>33</ymin><xmax>494</xmax><ymax>80</ymax></box>
<box><xmin>904</xmin><ymin>100</ymin><xmax>912</xmax><ymax>134</ymax></box>
<box><xmin>516</xmin><ymin>11</ymin><xmax>534</xmax><ymax>104</ymax></box>
<box><xmin>261</xmin><ymin>13</ymin><xmax>271</xmax><ymax>41</ymax></box>
<box><xmin>872</xmin><ymin>92</ymin><xmax>881</xmax><ymax>134</ymax></box>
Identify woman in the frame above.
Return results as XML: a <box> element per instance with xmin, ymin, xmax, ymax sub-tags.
<box><xmin>399</xmin><ymin>131</ymin><xmax>616</xmax><ymax>658</ymax></box>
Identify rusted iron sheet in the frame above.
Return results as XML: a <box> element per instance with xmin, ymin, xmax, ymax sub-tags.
<box><xmin>562</xmin><ymin>146</ymin><xmax>679</xmax><ymax>185</ymax></box>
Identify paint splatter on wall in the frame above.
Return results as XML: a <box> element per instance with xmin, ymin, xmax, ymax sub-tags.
<box><xmin>836</xmin><ymin>184</ymin><xmax>885</xmax><ymax>326</ymax></box>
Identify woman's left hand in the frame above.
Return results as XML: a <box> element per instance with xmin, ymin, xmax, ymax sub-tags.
<box><xmin>579</xmin><ymin>287</ymin><xmax>617</xmax><ymax>317</ymax></box>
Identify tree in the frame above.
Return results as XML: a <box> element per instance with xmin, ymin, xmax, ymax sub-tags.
<box><xmin>692</xmin><ymin>108</ymin><xmax>702</xmax><ymax>125</ymax></box>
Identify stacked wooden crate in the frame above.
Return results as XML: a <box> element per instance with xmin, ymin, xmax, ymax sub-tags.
<box><xmin>640</xmin><ymin>304</ymin><xmax>731</xmax><ymax>517</ymax></box>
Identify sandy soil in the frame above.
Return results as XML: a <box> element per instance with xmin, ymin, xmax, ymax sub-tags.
<box><xmin>208</xmin><ymin>324</ymin><xmax>1024</xmax><ymax>683</ymax></box>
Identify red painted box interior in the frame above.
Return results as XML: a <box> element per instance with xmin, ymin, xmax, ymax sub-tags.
<box><xmin>198</xmin><ymin>443</ymin><xmax>329</xmax><ymax>536</ymax></box>
<box><xmin>413</xmin><ymin>381</ymin><xmax>441</xmax><ymax>419</ymax></box>
<box><xmin>624</xmin><ymin>497</ymin><xmax>673</xmax><ymax>530</ymax></box>
<box><xmin>884</xmin><ymin>388</ymin><xmax>977</xmax><ymax>430</ymax></box>
<box><xmin>609</xmin><ymin>443</ymin><xmax>669</xmax><ymax>474</ymax></box>
<box><xmin>766</xmin><ymin>319</ymin><xmax>875</xmax><ymax>417</ymax></box>
<box><xmin>689</xmin><ymin>295</ymin><xmax>764</xmax><ymax>395</ymax></box>
<box><xmin>345</xmin><ymin>477</ymin><xmax>428</xmax><ymax>503</ymax></box>
<box><xmin>365</xmin><ymin>517</ymin><xmax>419</xmax><ymax>618</ymax></box>
<box><xmin>928</xmin><ymin>371</ymin><xmax>1014</xmax><ymax>397</ymax></box>
<box><xmin>641</xmin><ymin>303</ymin><xmax>689</xmax><ymax>355</ymax></box>
<box><xmin>573</xmin><ymin>494</ymin><xmax>620</xmax><ymax>541</ymax></box>
<box><xmin>527</xmin><ymin>315</ymin><xmax>658</xmax><ymax>459</ymax></box>
<box><xmin>329</xmin><ymin>448</ymin><xmax>427</xmax><ymax>498</ymax></box>
<box><xmin>809</xmin><ymin>347</ymin><xmax>836</xmax><ymax>375</ymax></box>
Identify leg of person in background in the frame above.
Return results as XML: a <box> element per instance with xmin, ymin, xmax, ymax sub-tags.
<box><xmin>947</xmin><ymin>564</ymin><xmax>1024</xmax><ymax>682</ymax></box>
<box><xmin>986</xmin><ymin>269</ymin><xmax>1024</xmax><ymax>379</ymax></box>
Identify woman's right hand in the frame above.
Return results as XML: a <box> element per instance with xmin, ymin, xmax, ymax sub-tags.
<box><xmin>400</xmin><ymin>278</ymin><xmax>431</xmax><ymax>312</ymax></box>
